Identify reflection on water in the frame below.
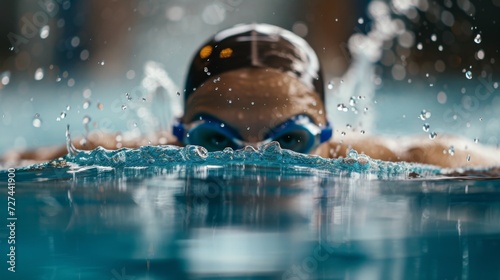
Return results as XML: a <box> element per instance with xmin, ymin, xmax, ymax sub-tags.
<box><xmin>2</xmin><ymin>166</ymin><xmax>500</xmax><ymax>280</ymax></box>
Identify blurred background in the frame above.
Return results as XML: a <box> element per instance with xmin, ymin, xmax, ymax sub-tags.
<box><xmin>0</xmin><ymin>0</ymin><xmax>499</xmax><ymax>156</ymax></box>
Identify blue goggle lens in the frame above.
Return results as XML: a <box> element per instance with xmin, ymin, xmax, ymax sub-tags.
<box><xmin>187</xmin><ymin>124</ymin><xmax>239</xmax><ymax>152</ymax></box>
<box><xmin>174</xmin><ymin>115</ymin><xmax>332</xmax><ymax>153</ymax></box>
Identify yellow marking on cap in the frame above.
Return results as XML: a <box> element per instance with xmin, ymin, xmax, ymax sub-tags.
<box><xmin>219</xmin><ymin>48</ymin><xmax>233</xmax><ymax>58</ymax></box>
<box><xmin>199</xmin><ymin>45</ymin><xmax>213</xmax><ymax>59</ymax></box>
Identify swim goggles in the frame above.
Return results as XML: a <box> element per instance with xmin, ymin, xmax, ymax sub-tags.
<box><xmin>172</xmin><ymin>114</ymin><xmax>332</xmax><ymax>153</ymax></box>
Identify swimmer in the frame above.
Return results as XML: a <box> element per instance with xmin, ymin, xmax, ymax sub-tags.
<box><xmin>4</xmin><ymin>23</ymin><xmax>500</xmax><ymax>168</ymax></box>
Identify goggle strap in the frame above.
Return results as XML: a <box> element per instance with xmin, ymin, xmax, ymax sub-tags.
<box><xmin>172</xmin><ymin>121</ymin><xmax>185</xmax><ymax>142</ymax></box>
<box><xmin>319</xmin><ymin>124</ymin><xmax>333</xmax><ymax>143</ymax></box>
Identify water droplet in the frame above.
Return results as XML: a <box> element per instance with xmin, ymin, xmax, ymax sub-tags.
<box><xmin>417</xmin><ymin>43</ymin><xmax>423</xmax><ymax>50</ymax></box>
<box><xmin>422</xmin><ymin>123</ymin><xmax>430</xmax><ymax>132</ymax></box>
<box><xmin>337</xmin><ymin>103</ymin><xmax>348</xmax><ymax>112</ymax></box>
<box><xmin>60</xmin><ymin>112</ymin><xmax>67</xmax><ymax>119</ymax></box>
<box><xmin>360</xmin><ymin>130</ymin><xmax>365</xmax><ymax>134</ymax></box>
<box><xmin>34</xmin><ymin>68</ymin><xmax>44</xmax><ymax>80</ymax></box>
<box><xmin>133</xmin><ymin>122</ymin><xmax>137</xmax><ymax>127</ymax></box>
<box><xmin>465</xmin><ymin>71</ymin><xmax>472</xmax><ymax>79</ymax></box>
<box><xmin>82</xmin><ymin>100</ymin><xmax>90</xmax><ymax>109</ymax></box>
<box><xmin>220</xmin><ymin>123</ymin><xmax>225</xmax><ymax>128</ymax></box>
<box><xmin>429</xmin><ymin>132</ymin><xmax>437</xmax><ymax>139</ymax></box>
<box><xmin>438</xmin><ymin>45</ymin><xmax>443</xmax><ymax>51</ymax></box>
<box><xmin>82</xmin><ymin>115</ymin><xmax>91</xmax><ymax>125</ymax></box>
<box><xmin>474</xmin><ymin>138</ymin><xmax>479</xmax><ymax>143</ymax></box>
<box><xmin>346</xmin><ymin>124</ymin><xmax>352</xmax><ymax>129</ymax></box>
<box><xmin>431</xmin><ymin>34</ymin><xmax>437</xmax><ymax>41</ymax></box>
<box><xmin>358</xmin><ymin>17</ymin><xmax>364</xmax><ymax>24</ymax></box>
<box><xmin>32</xmin><ymin>114</ymin><xmax>42</xmax><ymax>128</ymax></box>
<box><xmin>125</xmin><ymin>92</ymin><xmax>132</xmax><ymax>101</ymax></box>
<box><xmin>341</xmin><ymin>131</ymin><xmax>346</xmax><ymax>136</ymax></box>
<box><xmin>66</xmin><ymin>105</ymin><xmax>71</xmax><ymax>111</ymax></box>
<box><xmin>97</xmin><ymin>103</ymin><xmax>103</xmax><ymax>110</ymax></box>
<box><xmin>474</xmin><ymin>34</ymin><xmax>482</xmax><ymax>44</ymax></box>
<box><xmin>466</xmin><ymin>154</ymin><xmax>471</xmax><ymax>161</ymax></box>
<box><xmin>1</xmin><ymin>72</ymin><xmax>11</xmax><ymax>85</ymax></box>
<box><xmin>349</xmin><ymin>96</ymin><xmax>356</xmax><ymax>106</ymax></box>
<box><xmin>176</xmin><ymin>91</ymin><xmax>181</xmax><ymax>96</ymax></box>
<box><xmin>40</xmin><ymin>25</ymin><xmax>50</xmax><ymax>39</ymax></box>
<box><xmin>142</xmin><ymin>97</ymin><xmax>146</xmax><ymax>102</ymax></box>
<box><xmin>419</xmin><ymin>109</ymin><xmax>431</xmax><ymax>120</ymax></box>
<box><xmin>99</xmin><ymin>61</ymin><xmax>105</xmax><ymax>66</ymax></box>
<box><xmin>347</xmin><ymin>149</ymin><xmax>358</xmax><ymax>159</ymax></box>
<box><xmin>479</xmin><ymin>117</ymin><xmax>483</xmax><ymax>121</ymax></box>
<box><xmin>448</xmin><ymin>146</ymin><xmax>455</xmax><ymax>156</ymax></box>
<box><xmin>121</xmin><ymin>105</ymin><xmax>127</xmax><ymax>110</ymax></box>
<box><xmin>327</xmin><ymin>81</ymin><xmax>334</xmax><ymax>90</ymax></box>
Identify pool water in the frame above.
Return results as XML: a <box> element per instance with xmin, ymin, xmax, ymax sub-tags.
<box><xmin>1</xmin><ymin>145</ymin><xmax>500</xmax><ymax>280</ymax></box>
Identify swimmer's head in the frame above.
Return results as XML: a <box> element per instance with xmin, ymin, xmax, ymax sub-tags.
<box><xmin>175</xmin><ymin>23</ymin><xmax>332</xmax><ymax>153</ymax></box>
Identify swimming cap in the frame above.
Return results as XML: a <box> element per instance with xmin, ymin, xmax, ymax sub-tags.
<box><xmin>184</xmin><ymin>23</ymin><xmax>324</xmax><ymax>103</ymax></box>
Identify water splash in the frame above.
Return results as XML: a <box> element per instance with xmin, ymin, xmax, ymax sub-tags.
<box><xmin>331</xmin><ymin>0</ymin><xmax>421</xmax><ymax>134</ymax></box>
<box><xmin>141</xmin><ymin>61</ymin><xmax>182</xmax><ymax>132</ymax></box>
<box><xmin>51</xmin><ymin>141</ymin><xmax>442</xmax><ymax>179</ymax></box>
<box><xmin>65</xmin><ymin>125</ymin><xmax>78</xmax><ymax>157</ymax></box>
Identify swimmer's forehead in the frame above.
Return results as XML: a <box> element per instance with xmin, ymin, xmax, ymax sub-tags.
<box><xmin>183</xmin><ymin>68</ymin><xmax>326</xmax><ymax>141</ymax></box>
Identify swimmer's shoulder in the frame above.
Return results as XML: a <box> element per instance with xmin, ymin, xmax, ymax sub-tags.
<box><xmin>317</xmin><ymin>134</ymin><xmax>500</xmax><ymax>168</ymax></box>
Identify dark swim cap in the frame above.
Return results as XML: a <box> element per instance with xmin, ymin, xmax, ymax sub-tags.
<box><xmin>184</xmin><ymin>23</ymin><xmax>324</xmax><ymax>103</ymax></box>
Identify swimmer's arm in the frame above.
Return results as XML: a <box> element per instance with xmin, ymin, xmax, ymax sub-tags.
<box><xmin>319</xmin><ymin>134</ymin><xmax>500</xmax><ymax>168</ymax></box>
<box><xmin>2</xmin><ymin>131</ymin><xmax>182</xmax><ymax>164</ymax></box>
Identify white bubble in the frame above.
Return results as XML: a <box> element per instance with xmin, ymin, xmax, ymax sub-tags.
<box><xmin>417</xmin><ymin>43</ymin><xmax>423</xmax><ymax>50</ymax></box>
<box><xmin>32</xmin><ymin>114</ymin><xmax>42</xmax><ymax>128</ymax></box>
<box><xmin>83</xmin><ymin>100</ymin><xmax>91</xmax><ymax>109</ymax></box>
<box><xmin>60</xmin><ymin>111</ymin><xmax>67</xmax><ymax>119</ymax></box>
<box><xmin>431</xmin><ymin>34</ymin><xmax>437</xmax><ymax>42</ymax></box>
<box><xmin>34</xmin><ymin>68</ymin><xmax>44</xmax><ymax>80</ymax></box>
<box><xmin>465</xmin><ymin>71</ymin><xmax>472</xmax><ymax>79</ymax></box>
<box><xmin>82</xmin><ymin>115</ymin><xmax>91</xmax><ymax>125</ymax></box>
<box><xmin>1</xmin><ymin>71</ymin><xmax>11</xmax><ymax>85</ymax></box>
<box><xmin>474</xmin><ymin>34</ymin><xmax>482</xmax><ymax>44</ymax></box>
<box><xmin>121</xmin><ymin>105</ymin><xmax>127</xmax><ymax>110</ymax></box>
<box><xmin>476</xmin><ymin>49</ymin><xmax>485</xmax><ymax>60</ymax></box>
<box><xmin>40</xmin><ymin>25</ymin><xmax>50</xmax><ymax>39</ymax></box>
<box><xmin>429</xmin><ymin>132</ymin><xmax>437</xmax><ymax>139</ymax></box>
<box><xmin>422</xmin><ymin>123</ymin><xmax>430</xmax><ymax>132</ymax></box>
<box><xmin>358</xmin><ymin>17</ymin><xmax>364</xmax><ymax>24</ymax></box>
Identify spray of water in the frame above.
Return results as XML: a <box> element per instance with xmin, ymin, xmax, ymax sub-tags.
<box><xmin>331</xmin><ymin>0</ymin><xmax>419</xmax><ymax>133</ymax></box>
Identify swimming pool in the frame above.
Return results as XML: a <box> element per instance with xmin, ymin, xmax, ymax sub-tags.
<box><xmin>2</xmin><ymin>1</ymin><xmax>500</xmax><ymax>279</ymax></box>
<box><xmin>1</xmin><ymin>145</ymin><xmax>500</xmax><ymax>279</ymax></box>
